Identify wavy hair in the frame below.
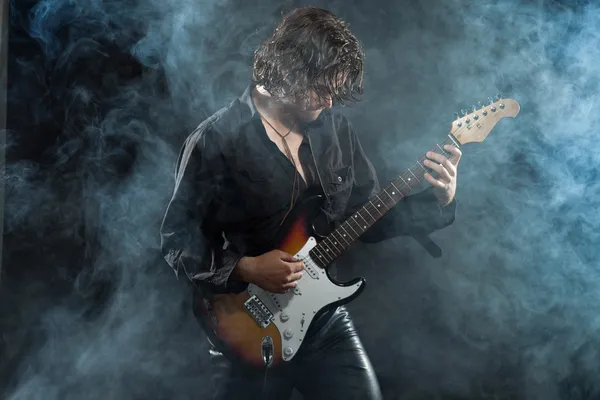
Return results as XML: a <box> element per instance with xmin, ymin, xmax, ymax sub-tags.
<box><xmin>252</xmin><ymin>7</ymin><xmax>365</xmax><ymax>106</ymax></box>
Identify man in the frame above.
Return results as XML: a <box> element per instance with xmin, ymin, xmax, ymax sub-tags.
<box><xmin>160</xmin><ymin>6</ymin><xmax>461</xmax><ymax>400</ymax></box>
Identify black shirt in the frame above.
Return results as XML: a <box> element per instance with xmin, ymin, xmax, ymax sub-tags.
<box><xmin>254</xmin><ymin>114</ymin><xmax>317</xmax><ymax>190</ymax></box>
<box><xmin>160</xmin><ymin>85</ymin><xmax>457</xmax><ymax>292</ymax></box>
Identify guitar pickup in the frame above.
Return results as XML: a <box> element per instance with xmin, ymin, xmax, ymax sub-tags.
<box><xmin>303</xmin><ymin>262</ymin><xmax>319</xmax><ymax>280</ymax></box>
<box><xmin>244</xmin><ymin>295</ymin><xmax>273</xmax><ymax>328</ymax></box>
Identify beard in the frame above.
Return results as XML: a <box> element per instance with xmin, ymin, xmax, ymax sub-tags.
<box><xmin>295</xmin><ymin>108</ymin><xmax>324</xmax><ymax>123</ymax></box>
<box><xmin>280</xmin><ymin>99</ymin><xmax>324</xmax><ymax>123</ymax></box>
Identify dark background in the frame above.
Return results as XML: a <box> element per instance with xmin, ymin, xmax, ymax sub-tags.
<box><xmin>1</xmin><ymin>0</ymin><xmax>599</xmax><ymax>399</ymax></box>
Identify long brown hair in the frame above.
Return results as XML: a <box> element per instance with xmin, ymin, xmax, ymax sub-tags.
<box><xmin>252</xmin><ymin>7</ymin><xmax>365</xmax><ymax>107</ymax></box>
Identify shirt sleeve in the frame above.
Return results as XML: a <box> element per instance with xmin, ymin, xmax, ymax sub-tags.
<box><xmin>160</xmin><ymin>126</ymin><xmax>243</xmax><ymax>292</ymax></box>
<box><xmin>345</xmin><ymin>122</ymin><xmax>457</xmax><ymax>243</ymax></box>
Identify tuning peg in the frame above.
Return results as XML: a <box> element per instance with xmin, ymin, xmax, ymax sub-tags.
<box><xmin>496</xmin><ymin>93</ymin><xmax>502</xmax><ymax>100</ymax></box>
<box><xmin>461</xmin><ymin>108</ymin><xmax>467</xmax><ymax>116</ymax></box>
<box><xmin>477</xmin><ymin>101</ymin><xmax>483</xmax><ymax>109</ymax></box>
<box><xmin>487</xmin><ymin>96</ymin><xmax>494</xmax><ymax>105</ymax></box>
<box><xmin>471</xmin><ymin>105</ymin><xmax>477</xmax><ymax>112</ymax></box>
<box><xmin>454</xmin><ymin>112</ymin><xmax>460</xmax><ymax>120</ymax></box>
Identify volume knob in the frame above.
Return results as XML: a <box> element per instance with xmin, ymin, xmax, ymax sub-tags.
<box><xmin>283</xmin><ymin>329</ymin><xmax>294</xmax><ymax>339</ymax></box>
<box><xmin>284</xmin><ymin>347</ymin><xmax>294</xmax><ymax>357</ymax></box>
<box><xmin>280</xmin><ymin>312</ymin><xmax>289</xmax><ymax>322</ymax></box>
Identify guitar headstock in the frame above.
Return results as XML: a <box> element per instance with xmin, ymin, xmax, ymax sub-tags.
<box><xmin>450</xmin><ymin>95</ymin><xmax>520</xmax><ymax>145</ymax></box>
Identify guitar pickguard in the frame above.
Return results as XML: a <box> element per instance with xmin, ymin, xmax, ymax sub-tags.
<box><xmin>246</xmin><ymin>237</ymin><xmax>364</xmax><ymax>361</ymax></box>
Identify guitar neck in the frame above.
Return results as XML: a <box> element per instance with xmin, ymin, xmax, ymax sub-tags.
<box><xmin>309</xmin><ymin>134</ymin><xmax>459</xmax><ymax>267</ymax></box>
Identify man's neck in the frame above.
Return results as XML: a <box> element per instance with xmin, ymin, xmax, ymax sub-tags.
<box><xmin>252</xmin><ymin>86</ymin><xmax>299</xmax><ymax>134</ymax></box>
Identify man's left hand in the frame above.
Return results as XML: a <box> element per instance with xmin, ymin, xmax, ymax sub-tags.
<box><xmin>423</xmin><ymin>145</ymin><xmax>462</xmax><ymax>207</ymax></box>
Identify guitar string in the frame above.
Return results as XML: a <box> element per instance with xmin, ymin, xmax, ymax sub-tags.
<box><xmin>309</xmin><ymin>107</ymin><xmax>501</xmax><ymax>263</ymax></box>
<box><xmin>311</xmin><ymin>135</ymin><xmax>458</xmax><ymax>265</ymax></box>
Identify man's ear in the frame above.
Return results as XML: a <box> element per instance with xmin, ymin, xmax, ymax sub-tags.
<box><xmin>256</xmin><ymin>85</ymin><xmax>272</xmax><ymax>96</ymax></box>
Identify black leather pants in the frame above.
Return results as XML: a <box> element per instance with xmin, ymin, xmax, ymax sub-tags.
<box><xmin>205</xmin><ymin>306</ymin><xmax>383</xmax><ymax>400</ymax></box>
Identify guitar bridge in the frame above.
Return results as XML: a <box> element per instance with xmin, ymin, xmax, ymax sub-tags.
<box><xmin>244</xmin><ymin>295</ymin><xmax>273</xmax><ymax>328</ymax></box>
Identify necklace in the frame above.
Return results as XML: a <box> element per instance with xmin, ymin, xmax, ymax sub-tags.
<box><xmin>258</xmin><ymin>112</ymin><xmax>301</xmax><ymax>226</ymax></box>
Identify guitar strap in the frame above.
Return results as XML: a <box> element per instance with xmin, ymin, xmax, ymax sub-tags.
<box><xmin>412</xmin><ymin>234</ymin><xmax>442</xmax><ymax>258</ymax></box>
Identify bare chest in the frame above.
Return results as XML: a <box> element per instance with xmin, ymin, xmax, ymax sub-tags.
<box><xmin>263</xmin><ymin>128</ymin><xmax>307</xmax><ymax>183</ymax></box>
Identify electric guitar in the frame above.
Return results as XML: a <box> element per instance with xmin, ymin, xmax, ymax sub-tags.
<box><xmin>194</xmin><ymin>96</ymin><xmax>520</xmax><ymax>368</ymax></box>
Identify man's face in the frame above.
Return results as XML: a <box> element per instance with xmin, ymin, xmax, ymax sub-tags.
<box><xmin>284</xmin><ymin>90</ymin><xmax>333</xmax><ymax>124</ymax></box>
<box><xmin>298</xmin><ymin>91</ymin><xmax>333</xmax><ymax>122</ymax></box>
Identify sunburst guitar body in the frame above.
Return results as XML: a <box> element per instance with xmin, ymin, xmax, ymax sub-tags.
<box><xmin>194</xmin><ymin>190</ymin><xmax>365</xmax><ymax>368</ymax></box>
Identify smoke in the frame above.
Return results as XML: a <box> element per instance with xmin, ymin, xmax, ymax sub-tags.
<box><xmin>3</xmin><ymin>0</ymin><xmax>285</xmax><ymax>398</ymax></box>
<box><xmin>330</xmin><ymin>1</ymin><xmax>600</xmax><ymax>399</ymax></box>
<box><xmin>2</xmin><ymin>0</ymin><xmax>599</xmax><ymax>399</ymax></box>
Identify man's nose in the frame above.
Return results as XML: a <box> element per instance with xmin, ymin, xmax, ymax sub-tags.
<box><xmin>321</xmin><ymin>96</ymin><xmax>333</xmax><ymax>109</ymax></box>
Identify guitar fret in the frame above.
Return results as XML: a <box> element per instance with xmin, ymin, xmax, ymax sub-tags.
<box><xmin>321</xmin><ymin>238</ymin><xmax>334</xmax><ymax>256</ymax></box>
<box><xmin>436</xmin><ymin>143</ymin><xmax>450</xmax><ymax>157</ymax></box>
<box><xmin>398</xmin><ymin>176</ymin><xmax>409</xmax><ymax>187</ymax></box>
<box><xmin>355</xmin><ymin>211</ymin><xmax>370</xmax><ymax>228</ymax></box>
<box><xmin>317</xmin><ymin>245</ymin><xmax>331</xmax><ymax>263</ymax></box>
<box><xmin>339</xmin><ymin>224</ymin><xmax>355</xmax><ymax>242</ymax></box>
<box><xmin>448</xmin><ymin>134</ymin><xmax>460</xmax><ymax>148</ymax></box>
<box><xmin>321</xmin><ymin>239</ymin><xmax>336</xmax><ymax>259</ymax></box>
<box><xmin>392</xmin><ymin>188</ymin><xmax>405</xmax><ymax>202</ymax></box>
<box><xmin>353</xmin><ymin>217</ymin><xmax>367</xmax><ymax>235</ymax></box>
<box><xmin>408</xmin><ymin>168</ymin><xmax>420</xmax><ymax>183</ymax></box>
<box><xmin>327</xmin><ymin>236</ymin><xmax>343</xmax><ymax>253</ymax></box>
<box><xmin>382</xmin><ymin>189</ymin><xmax>395</xmax><ymax>204</ymax></box>
<box><xmin>390</xmin><ymin>182</ymin><xmax>402</xmax><ymax>195</ymax></box>
<box><xmin>344</xmin><ymin>220</ymin><xmax>360</xmax><ymax>237</ymax></box>
<box><xmin>312</xmin><ymin>245</ymin><xmax>328</xmax><ymax>265</ymax></box>
<box><xmin>337</xmin><ymin>230</ymin><xmax>351</xmax><ymax>246</ymax></box>
<box><xmin>372</xmin><ymin>196</ymin><xmax>387</xmax><ymax>212</ymax></box>
<box><xmin>363</xmin><ymin>205</ymin><xmax>377</xmax><ymax>221</ymax></box>
<box><xmin>329</xmin><ymin>233</ymin><xmax>344</xmax><ymax>250</ymax></box>
<box><xmin>388</xmin><ymin>191</ymin><xmax>399</xmax><ymax>206</ymax></box>
<box><xmin>333</xmin><ymin>230</ymin><xmax>350</xmax><ymax>247</ymax></box>
<box><xmin>320</xmin><ymin>247</ymin><xmax>334</xmax><ymax>264</ymax></box>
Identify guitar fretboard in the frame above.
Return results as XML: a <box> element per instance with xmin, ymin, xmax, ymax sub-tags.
<box><xmin>309</xmin><ymin>135</ymin><xmax>459</xmax><ymax>267</ymax></box>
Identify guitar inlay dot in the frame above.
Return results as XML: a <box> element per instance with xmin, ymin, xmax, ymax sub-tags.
<box><xmin>392</xmin><ymin>191</ymin><xmax>395</xmax><ymax>195</ymax></box>
<box><xmin>363</xmin><ymin>225</ymin><xmax>366</xmax><ymax>229</ymax></box>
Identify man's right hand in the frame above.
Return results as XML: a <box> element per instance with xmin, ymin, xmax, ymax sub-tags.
<box><xmin>235</xmin><ymin>250</ymin><xmax>304</xmax><ymax>293</ymax></box>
